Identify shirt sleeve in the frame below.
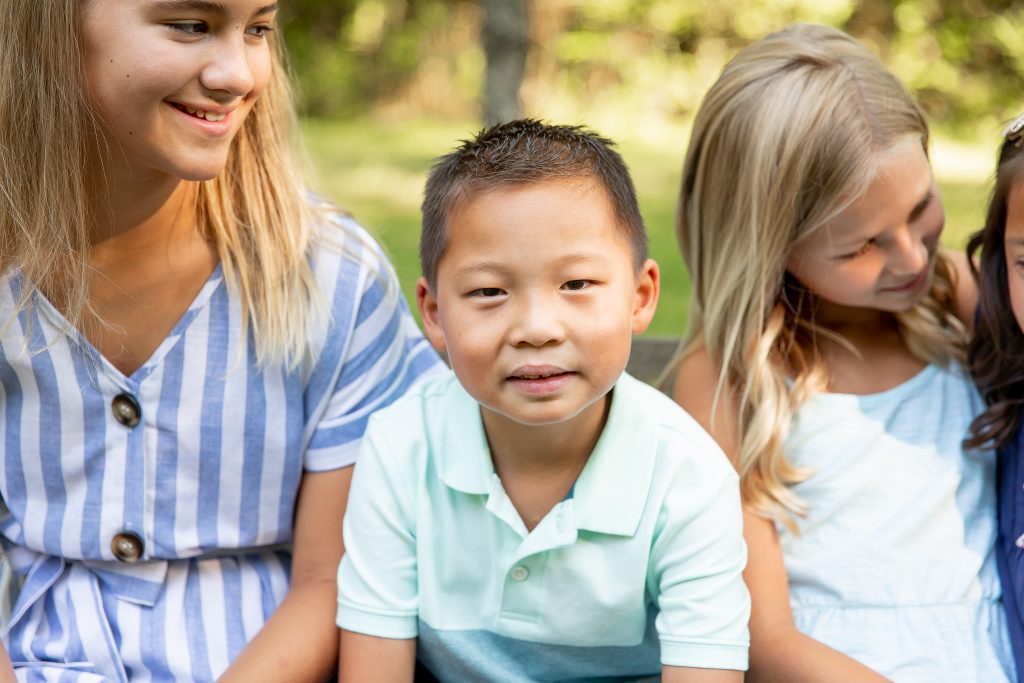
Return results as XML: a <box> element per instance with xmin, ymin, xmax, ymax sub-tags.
<box><xmin>304</xmin><ymin>220</ymin><xmax>442</xmax><ymax>472</ymax></box>
<box><xmin>336</xmin><ymin>420</ymin><xmax>419</xmax><ymax>639</ymax></box>
<box><xmin>650</xmin><ymin>466</ymin><xmax>750</xmax><ymax>670</ymax></box>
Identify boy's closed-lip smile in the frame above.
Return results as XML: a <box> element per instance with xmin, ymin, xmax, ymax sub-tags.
<box><xmin>507</xmin><ymin>364</ymin><xmax>577</xmax><ymax>396</ymax></box>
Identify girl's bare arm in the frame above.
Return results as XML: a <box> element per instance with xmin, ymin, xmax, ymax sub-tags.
<box><xmin>217</xmin><ymin>467</ymin><xmax>352</xmax><ymax>683</ymax></box>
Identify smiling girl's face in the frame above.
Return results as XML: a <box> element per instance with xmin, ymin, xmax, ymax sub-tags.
<box><xmin>1004</xmin><ymin>182</ymin><xmax>1024</xmax><ymax>333</ymax></box>
<box><xmin>785</xmin><ymin>139</ymin><xmax>944</xmax><ymax>320</ymax></box>
<box><xmin>81</xmin><ymin>0</ymin><xmax>278</xmax><ymax>182</ymax></box>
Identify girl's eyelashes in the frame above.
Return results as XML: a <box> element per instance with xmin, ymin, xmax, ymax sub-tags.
<box><xmin>837</xmin><ymin>241</ymin><xmax>874</xmax><ymax>260</ymax></box>
<box><xmin>166</xmin><ymin>21</ymin><xmax>206</xmax><ymax>36</ymax></box>
<box><xmin>246</xmin><ymin>24</ymin><xmax>275</xmax><ymax>38</ymax></box>
<box><xmin>165</xmin><ymin>22</ymin><xmax>275</xmax><ymax>39</ymax></box>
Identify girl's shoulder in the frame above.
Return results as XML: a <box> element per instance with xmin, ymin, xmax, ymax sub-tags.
<box><xmin>673</xmin><ymin>343</ymin><xmax>741</xmax><ymax>463</ymax></box>
<box><xmin>306</xmin><ymin>196</ymin><xmax>391</xmax><ymax>271</ymax></box>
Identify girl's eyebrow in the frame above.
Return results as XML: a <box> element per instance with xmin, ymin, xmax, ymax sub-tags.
<box><xmin>150</xmin><ymin>0</ymin><xmax>279</xmax><ymax>16</ymax></box>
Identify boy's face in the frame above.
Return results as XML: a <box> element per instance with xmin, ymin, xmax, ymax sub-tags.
<box><xmin>417</xmin><ymin>178</ymin><xmax>659</xmax><ymax>431</ymax></box>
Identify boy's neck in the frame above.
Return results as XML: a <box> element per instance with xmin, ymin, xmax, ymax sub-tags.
<box><xmin>481</xmin><ymin>392</ymin><xmax>611</xmax><ymax>532</ymax></box>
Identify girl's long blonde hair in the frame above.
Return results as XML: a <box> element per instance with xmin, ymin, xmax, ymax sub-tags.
<box><xmin>0</xmin><ymin>0</ymin><xmax>320</xmax><ymax>366</ymax></box>
<box><xmin>678</xmin><ymin>24</ymin><xmax>966</xmax><ymax>527</ymax></box>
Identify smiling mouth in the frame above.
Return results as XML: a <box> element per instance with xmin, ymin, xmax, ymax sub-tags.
<box><xmin>884</xmin><ymin>269</ymin><xmax>928</xmax><ymax>293</ymax></box>
<box><xmin>168</xmin><ymin>102</ymin><xmax>228</xmax><ymax>122</ymax></box>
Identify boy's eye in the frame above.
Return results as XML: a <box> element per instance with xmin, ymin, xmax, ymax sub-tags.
<box><xmin>167</xmin><ymin>21</ymin><xmax>207</xmax><ymax>36</ymax></box>
<box><xmin>468</xmin><ymin>287</ymin><xmax>505</xmax><ymax>298</ymax></box>
<box><xmin>561</xmin><ymin>280</ymin><xmax>595</xmax><ymax>291</ymax></box>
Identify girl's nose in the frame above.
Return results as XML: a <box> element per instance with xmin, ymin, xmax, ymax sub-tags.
<box><xmin>200</xmin><ymin>37</ymin><xmax>256</xmax><ymax>97</ymax></box>
<box><xmin>889</xmin><ymin>226</ymin><xmax>928</xmax><ymax>277</ymax></box>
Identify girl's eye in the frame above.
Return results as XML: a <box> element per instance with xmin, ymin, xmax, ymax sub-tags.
<box><xmin>838</xmin><ymin>241</ymin><xmax>874</xmax><ymax>260</ymax></box>
<box><xmin>246</xmin><ymin>24</ymin><xmax>274</xmax><ymax>38</ymax></box>
<box><xmin>468</xmin><ymin>288</ymin><xmax>505</xmax><ymax>298</ymax></box>
<box><xmin>167</xmin><ymin>22</ymin><xmax>206</xmax><ymax>36</ymax></box>
<box><xmin>562</xmin><ymin>280</ymin><xmax>595</xmax><ymax>291</ymax></box>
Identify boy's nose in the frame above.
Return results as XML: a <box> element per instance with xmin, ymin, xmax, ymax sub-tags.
<box><xmin>511</xmin><ymin>297</ymin><xmax>566</xmax><ymax>347</ymax></box>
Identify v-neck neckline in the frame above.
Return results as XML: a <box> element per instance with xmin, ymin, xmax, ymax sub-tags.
<box><xmin>22</xmin><ymin>264</ymin><xmax>225</xmax><ymax>386</ymax></box>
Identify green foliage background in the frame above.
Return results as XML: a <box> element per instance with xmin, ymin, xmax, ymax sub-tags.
<box><xmin>282</xmin><ymin>0</ymin><xmax>1024</xmax><ymax>133</ymax></box>
<box><xmin>282</xmin><ymin>1</ymin><xmax>1024</xmax><ymax>335</ymax></box>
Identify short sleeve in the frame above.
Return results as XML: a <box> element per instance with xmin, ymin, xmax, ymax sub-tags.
<box><xmin>336</xmin><ymin>421</ymin><xmax>419</xmax><ymax>638</ymax></box>
<box><xmin>303</xmin><ymin>219</ymin><xmax>442</xmax><ymax>472</ymax></box>
<box><xmin>651</xmin><ymin>468</ymin><xmax>750</xmax><ymax>670</ymax></box>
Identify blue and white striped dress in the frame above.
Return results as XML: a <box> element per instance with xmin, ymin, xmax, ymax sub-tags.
<box><xmin>0</xmin><ymin>214</ymin><xmax>441</xmax><ymax>682</ymax></box>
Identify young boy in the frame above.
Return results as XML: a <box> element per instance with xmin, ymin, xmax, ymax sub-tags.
<box><xmin>336</xmin><ymin>120</ymin><xmax>749</xmax><ymax>682</ymax></box>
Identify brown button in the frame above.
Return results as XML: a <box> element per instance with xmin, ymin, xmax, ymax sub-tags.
<box><xmin>111</xmin><ymin>531</ymin><xmax>144</xmax><ymax>563</ymax></box>
<box><xmin>112</xmin><ymin>393</ymin><xmax>141</xmax><ymax>428</ymax></box>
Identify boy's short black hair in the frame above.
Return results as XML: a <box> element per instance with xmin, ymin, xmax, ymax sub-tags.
<box><xmin>420</xmin><ymin>119</ymin><xmax>647</xmax><ymax>288</ymax></box>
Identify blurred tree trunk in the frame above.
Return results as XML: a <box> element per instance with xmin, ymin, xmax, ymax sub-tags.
<box><xmin>481</xmin><ymin>0</ymin><xmax>528</xmax><ymax>125</ymax></box>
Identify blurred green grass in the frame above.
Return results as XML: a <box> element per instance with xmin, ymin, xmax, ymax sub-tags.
<box><xmin>303</xmin><ymin>117</ymin><xmax>992</xmax><ymax>337</ymax></box>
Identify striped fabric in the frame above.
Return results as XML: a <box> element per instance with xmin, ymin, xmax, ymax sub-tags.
<box><xmin>0</xmin><ymin>214</ymin><xmax>441</xmax><ymax>682</ymax></box>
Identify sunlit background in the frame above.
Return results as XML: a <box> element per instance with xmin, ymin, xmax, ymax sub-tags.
<box><xmin>281</xmin><ymin>0</ymin><xmax>1024</xmax><ymax>335</ymax></box>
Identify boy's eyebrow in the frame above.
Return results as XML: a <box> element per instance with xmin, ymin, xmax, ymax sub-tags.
<box><xmin>149</xmin><ymin>0</ymin><xmax>279</xmax><ymax>16</ymax></box>
<box><xmin>453</xmin><ymin>254</ymin><xmax>609</xmax><ymax>278</ymax></box>
<box><xmin>453</xmin><ymin>262</ymin><xmax>514</xmax><ymax>278</ymax></box>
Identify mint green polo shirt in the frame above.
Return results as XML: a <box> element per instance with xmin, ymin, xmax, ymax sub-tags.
<box><xmin>337</xmin><ymin>372</ymin><xmax>749</xmax><ymax>682</ymax></box>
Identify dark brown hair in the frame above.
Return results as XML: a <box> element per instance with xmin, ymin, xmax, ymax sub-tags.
<box><xmin>419</xmin><ymin>119</ymin><xmax>647</xmax><ymax>288</ymax></box>
<box><xmin>966</xmin><ymin>136</ymin><xmax>1024</xmax><ymax>449</ymax></box>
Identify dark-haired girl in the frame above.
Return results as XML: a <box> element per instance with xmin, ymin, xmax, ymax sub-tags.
<box><xmin>968</xmin><ymin>112</ymin><xmax>1024</xmax><ymax>680</ymax></box>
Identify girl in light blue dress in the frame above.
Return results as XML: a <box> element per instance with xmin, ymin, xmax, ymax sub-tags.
<box><xmin>674</xmin><ymin>24</ymin><xmax>1013</xmax><ymax>682</ymax></box>
<box><xmin>0</xmin><ymin>1</ymin><xmax>439</xmax><ymax>681</ymax></box>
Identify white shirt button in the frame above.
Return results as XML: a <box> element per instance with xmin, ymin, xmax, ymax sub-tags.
<box><xmin>510</xmin><ymin>565</ymin><xmax>529</xmax><ymax>581</ymax></box>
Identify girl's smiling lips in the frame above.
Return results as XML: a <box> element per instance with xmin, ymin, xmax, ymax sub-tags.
<box><xmin>165</xmin><ymin>100</ymin><xmax>235</xmax><ymax>134</ymax></box>
<box><xmin>507</xmin><ymin>365</ymin><xmax>577</xmax><ymax>396</ymax></box>
<box><xmin>881</xmin><ymin>267</ymin><xmax>929</xmax><ymax>294</ymax></box>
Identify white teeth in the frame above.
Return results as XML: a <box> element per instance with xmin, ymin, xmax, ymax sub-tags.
<box><xmin>175</xmin><ymin>104</ymin><xmax>226</xmax><ymax>122</ymax></box>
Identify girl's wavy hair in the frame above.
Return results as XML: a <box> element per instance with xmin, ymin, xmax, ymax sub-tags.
<box><xmin>0</xmin><ymin>0</ymin><xmax>322</xmax><ymax>367</ymax></box>
<box><xmin>965</xmin><ymin>129</ymin><xmax>1024</xmax><ymax>450</ymax></box>
<box><xmin>678</xmin><ymin>23</ymin><xmax>966</xmax><ymax>528</ymax></box>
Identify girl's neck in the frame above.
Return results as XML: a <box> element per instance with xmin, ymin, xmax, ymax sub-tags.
<box><xmin>89</xmin><ymin>179</ymin><xmax>202</xmax><ymax>267</ymax></box>
<box><xmin>809</xmin><ymin>298</ymin><xmax>898</xmax><ymax>336</ymax></box>
<box><xmin>796</xmin><ymin>307</ymin><xmax>926</xmax><ymax>395</ymax></box>
<box><xmin>85</xmin><ymin>140</ymin><xmax>198</xmax><ymax>246</ymax></box>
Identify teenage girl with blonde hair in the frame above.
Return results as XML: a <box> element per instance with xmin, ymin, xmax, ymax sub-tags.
<box><xmin>0</xmin><ymin>0</ymin><xmax>438</xmax><ymax>680</ymax></box>
<box><xmin>675</xmin><ymin>24</ymin><xmax>1013</xmax><ymax>681</ymax></box>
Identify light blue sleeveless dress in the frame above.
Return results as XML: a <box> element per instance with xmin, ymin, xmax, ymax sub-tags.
<box><xmin>779</xmin><ymin>364</ymin><xmax>1015</xmax><ymax>682</ymax></box>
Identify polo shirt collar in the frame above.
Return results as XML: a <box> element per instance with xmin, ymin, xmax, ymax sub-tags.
<box><xmin>437</xmin><ymin>377</ymin><xmax>496</xmax><ymax>495</ymax></box>
<box><xmin>435</xmin><ymin>372</ymin><xmax>660</xmax><ymax>538</ymax></box>
<box><xmin>572</xmin><ymin>373</ymin><xmax>658</xmax><ymax>537</ymax></box>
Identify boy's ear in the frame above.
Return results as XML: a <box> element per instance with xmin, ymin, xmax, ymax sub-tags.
<box><xmin>631</xmin><ymin>258</ymin><xmax>660</xmax><ymax>335</ymax></box>
<box><xmin>415</xmin><ymin>277</ymin><xmax>447</xmax><ymax>353</ymax></box>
